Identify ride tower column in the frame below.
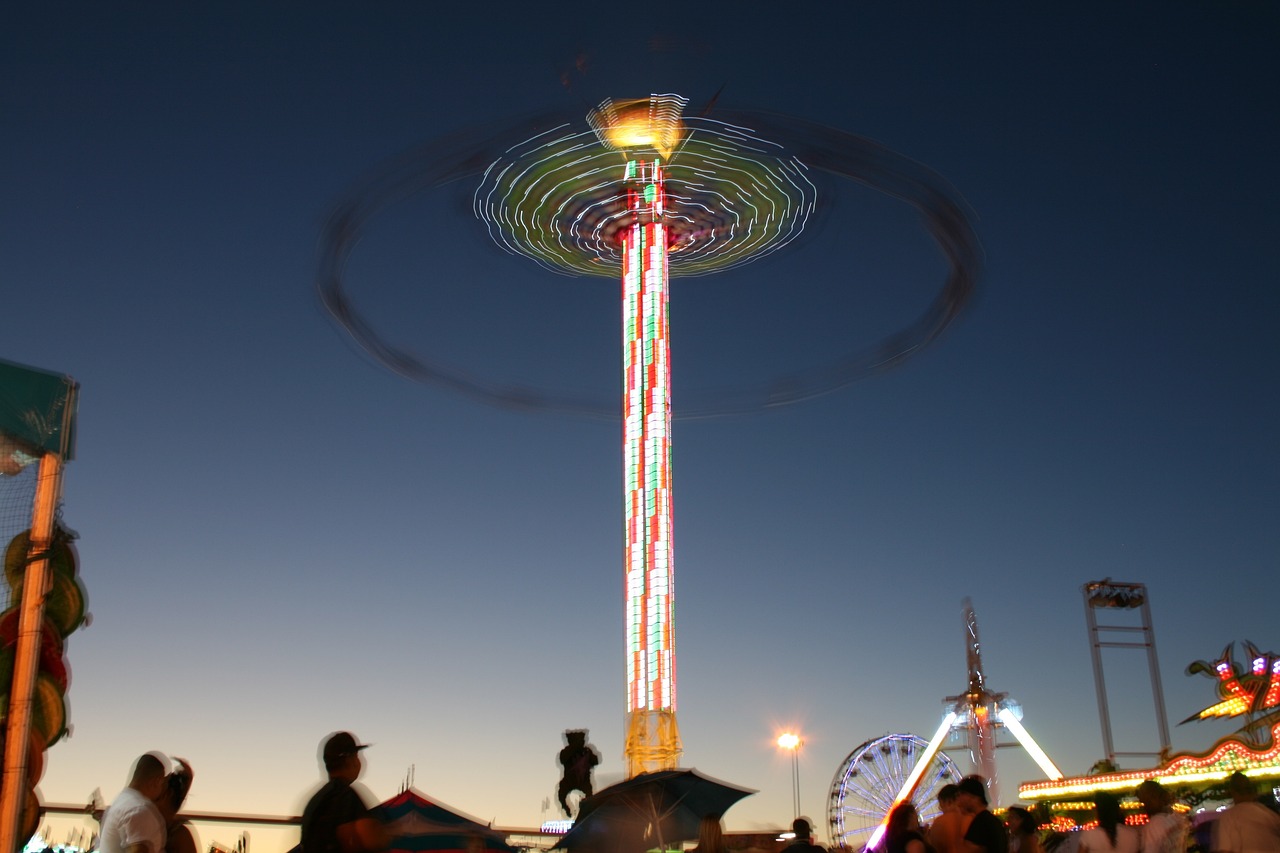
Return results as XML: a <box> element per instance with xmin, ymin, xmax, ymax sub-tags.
<box><xmin>588</xmin><ymin>95</ymin><xmax>687</xmax><ymax>777</ymax></box>
<box><xmin>620</xmin><ymin>157</ymin><xmax>680</xmax><ymax>777</ymax></box>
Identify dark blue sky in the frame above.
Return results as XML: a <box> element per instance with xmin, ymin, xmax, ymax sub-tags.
<box><xmin>4</xmin><ymin>3</ymin><xmax>1277</xmax><ymax>845</ymax></box>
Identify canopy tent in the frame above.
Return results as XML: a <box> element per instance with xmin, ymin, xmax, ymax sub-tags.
<box><xmin>376</xmin><ymin>789</ymin><xmax>518</xmax><ymax>853</ymax></box>
<box><xmin>0</xmin><ymin>358</ymin><xmax>78</xmax><ymax>464</ymax></box>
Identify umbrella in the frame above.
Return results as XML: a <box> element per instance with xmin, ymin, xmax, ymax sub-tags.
<box><xmin>553</xmin><ymin>769</ymin><xmax>754</xmax><ymax>853</ymax></box>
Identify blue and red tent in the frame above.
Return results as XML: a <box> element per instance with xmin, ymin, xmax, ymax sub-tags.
<box><xmin>375</xmin><ymin>789</ymin><xmax>518</xmax><ymax>853</ymax></box>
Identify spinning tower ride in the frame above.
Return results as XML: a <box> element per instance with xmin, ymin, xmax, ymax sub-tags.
<box><xmin>590</xmin><ymin>98</ymin><xmax>683</xmax><ymax>775</ymax></box>
<box><xmin>322</xmin><ymin>90</ymin><xmax>981</xmax><ymax>782</ymax></box>
<box><xmin>473</xmin><ymin>90</ymin><xmax>825</xmax><ymax>777</ymax></box>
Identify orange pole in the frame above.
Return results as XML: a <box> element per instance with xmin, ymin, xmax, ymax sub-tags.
<box><xmin>0</xmin><ymin>451</ymin><xmax>65</xmax><ymax>853</ymax></box>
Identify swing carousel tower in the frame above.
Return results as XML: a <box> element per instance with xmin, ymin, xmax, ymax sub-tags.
<box><xmin>320</xmin><ymin>89</ymin><xmax>982</xmax><ymax>783</ymax></box>
<box><xmin>587</xmin><ymin>96</ymin><xmax>685</xmax><ymax>776</ymax></box>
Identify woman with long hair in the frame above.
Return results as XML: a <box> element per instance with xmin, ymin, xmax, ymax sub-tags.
<box><xmin>1079</xmin><ymin>792</ymin><xmax>1138</xmax><ymax>853</ymax></box>
<box><xmin>1005</xmin><ymin>806</ymin><xmax>1041</xmax><ymax>853</ymax></box>
<box><xmin>156</xmin><ymin>758</ymin><xmax>197</xmax><ymax>853</ymax></box>
<box><xmin>692</xmin><ymin>814</ymin><xmax>730</xmax><ymax>853</ymax></box>
<box><xmin>885</xmin><ymin>802</ymin><xmax>933</xmax><ymax>853</ymax></box>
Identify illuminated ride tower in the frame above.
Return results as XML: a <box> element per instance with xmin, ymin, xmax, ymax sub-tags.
<box><xmin>470</xmin><ymin>91</ymin><xmax>826</xmax><ymax>779</ymax></box>
<box><xmin>322</xmin><ymin>90</ymin><xmax>981</xmax><ymax>785</ymax></box>
<box><xmin>587</xmin><ymin>97</ymin><xmax>684</xmax><ymax>776</ymax></box>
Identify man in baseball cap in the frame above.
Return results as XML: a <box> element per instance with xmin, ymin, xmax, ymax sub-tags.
<box><xmin>954</xmin><ymin>776</ymin><xmax>1006</xmax><ymax>853</ymax></box>
<box><xmin>301</xmin><ymin>732</ymin><xmax>387</xmax><ymax>853</ymax></box>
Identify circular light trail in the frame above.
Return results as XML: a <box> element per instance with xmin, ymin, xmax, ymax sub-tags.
<box><xmin>473</xmin><ymin>107</ymin><xmax>817</xmax><ymax>278</ymax></box>
<box><xmin>317</xmin><ymin>103</ymin><xmax>981</xmax><ymax>419</ymax></box>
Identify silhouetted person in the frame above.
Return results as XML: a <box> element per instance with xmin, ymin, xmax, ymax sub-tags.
<box><xmin>955</xmin><ymin>776</ymin><xmax>1007</xmax><ymax>853</ymax></box>
<box><xmin>1004</xmin><ymin>807</ymin><xmax>1040</xmax><ymax>853</ymax></box>
<box><xmin>885</xmin><ymin>802</ymin><xmax>933</xmax><ymax>853</ymax></box>
<box><xmin>100</xmin><ymin>753</ymin><xmax>168</xmax><ymax>853</ymax></box>
<box><xmin>1080</xmin><ymin>791</ymin><xmax>1138</xmax><ymax>853</ymax></box>
<box><xmin>1137</xmin><ymin>780</ymin><xmax>1188</xmax><ymax>853</ymax></box>
<box><xmin>785</xmin><ymin>818</ymin><xmax>827</xmax><ymax>853</ymax></box>
<box><xmin>929</xmin><ymin>784</ymin><xmax>971</xmax><ymax>853</ymax></box>
<box><xmin>557</xmin><ymin>729</ymin><xmax>600</xmax><ymax>817</ymax></box>
<box><xmin>301</xmin><ymin>732</ymin><xmax>388</xmax><ymax>853</ymax></box>
<box><xmin>1213</xmin><ymin>772</ymin><xmax>1280</xmax><ymax>853</ymax></box>
<box><xmin>156</xmin><ymin>758</ymin><xmax>197</xmax><ymax>853</ymax></box>
<box><xmin>692</xmin><ymin>814</ymin><xmax>730</xmax><ymax>853</ymax></box>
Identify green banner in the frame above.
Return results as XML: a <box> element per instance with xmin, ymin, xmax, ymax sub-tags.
<box><xmin>0</xmin><ymin>358</ymin><xmax>78</xmax><ymax>462</ymax></box>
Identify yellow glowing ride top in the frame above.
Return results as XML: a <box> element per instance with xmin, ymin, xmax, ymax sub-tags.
<box><xmin>587</xmin><ymin>94</ymin><xmax>685</xmax><ymax>159</ymax></box>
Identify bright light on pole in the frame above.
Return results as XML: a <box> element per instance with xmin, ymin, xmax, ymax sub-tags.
<box><xmin>777</xmin><ymin>732</ymin><xmax>802</xmax><ymax>819</ymax></box>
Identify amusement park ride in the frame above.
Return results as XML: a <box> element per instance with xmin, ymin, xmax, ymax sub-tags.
<box><xmin>325</xmin><ymin>92</ymin><xmax>1279</xmax><ymax>844</ymax></box>
<box><xmin>478</xmin><ymin>93</ymin><xmax>820</xmax><ymax>775</ymax></box>
<box><xmin>827</xmin><ymin>599</ymin><xmax>1062</xmax><ymax>852</ymax></box>
<box><xmin>469</xmin><ymin>93</ymin><xmax>979</xmax><ymax>780</ymax></box>
<box><xmin>824</xmin><ymin>582</ymin><xmax>1280</xmax><ymax>851</ymax></box>
<box><xmin>1017</xmin><ymin>582</ymin><xmax>1280</xmax><ymax>810</ymax></box>
<box><xmin>322</xmin><ymin>91</ymin><xmax>980</xmax><ymax>781</ymax></box>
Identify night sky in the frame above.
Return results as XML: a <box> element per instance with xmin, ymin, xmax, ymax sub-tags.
<box><xmin>4</xmin><ymin>3</ymin><xmax>1277</xmax><ymax>850</ymax></box>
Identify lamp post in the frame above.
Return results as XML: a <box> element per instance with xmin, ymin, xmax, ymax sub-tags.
<box><xmin>777</xmin><ymin>732</ymin><xmax>802</xmax><ymax>820</ymax></box>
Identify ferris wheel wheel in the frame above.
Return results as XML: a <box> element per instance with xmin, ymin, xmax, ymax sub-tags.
<box><xmin>827</xmin><ymin>733</ymin><xmax>962</xmax><ymax>851</ymax></box>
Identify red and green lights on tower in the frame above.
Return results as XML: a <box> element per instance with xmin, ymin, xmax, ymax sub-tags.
<box><xmin>589</xmin><ymin>96</ymin><xmax>686</xmax><ymax>775</ymax></box>
<box><xmin>470</xmin><ymin>92</ymin><xmax>825</xmax><ymax>777</ymax></box>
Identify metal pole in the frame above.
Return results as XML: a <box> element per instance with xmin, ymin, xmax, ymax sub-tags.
<box><xmin>1083</xmin><ymin>587</ymin><xmax>1116</xmax><ymax>765</ymax></box>
<box><xmin>792</xmin><ymin>748</ymin><xmax>800</xmax><ymax>819</ymax></box>
<box><xmin>0</xmin><ymin>452</ymin><xmax>65</xmax><ymax>853</ymax></box>
<box><xmin>1140</xmin><ymin>594</ymin><xmax>1172</xmax><ymax>755</ymax></box>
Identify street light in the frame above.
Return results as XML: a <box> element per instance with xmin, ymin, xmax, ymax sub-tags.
<box><xmin>777</xmin><ymin>732</ymin><xmax>802</xmax><ymax>820</ymax></box>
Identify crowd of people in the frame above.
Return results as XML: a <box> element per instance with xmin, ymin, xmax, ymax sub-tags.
<box><xmin>878</xmin><ymin>774</ymin><xmax>1279</xmax><ymax>853</ymax></box>
<box><xmin>89</xmin><ymin>750</ymin><xmax>1280</xmax><ymax>853</ymax></box>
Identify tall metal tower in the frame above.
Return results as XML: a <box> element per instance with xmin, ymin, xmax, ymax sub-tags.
<box><xmin>588</xmin><ymin>95</ymin><xmax>686</xmax><ymax>776</ymax></box>
<box><xmin>1082</xmin><ymin>579</ymin><xmax>1172</xmax><ymax>766</ymax></box>
<box><xmin>940</xmin><ymin>599</ymin><xmax>1062</xmax><ymax>807</ymax></box>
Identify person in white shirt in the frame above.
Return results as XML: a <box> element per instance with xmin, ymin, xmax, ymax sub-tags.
<box><xmin>1138</xmin><ymin>780</ymin><xmax>1189</xmax><ymax>853</ymax></box>
<box><xmin>99</xmin><ymin>753</ymin><xmax>168</xmax><ymax>853</ymax></box>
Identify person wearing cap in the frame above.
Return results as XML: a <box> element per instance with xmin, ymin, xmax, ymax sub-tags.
<box><xmin>301</xmin><ymin>732</ymin><xmax>388</xmax><ymax>853</ymax></box>
<box><xmin>783</xmin><ymin>818</ymin><xmax>827</xmax><ymax>853</ymax></box>
<box><xmin>954</xmin><ymin>776</ymin><xmax>1007</xmax><ymax>853</ymax></box>
<box><xmin>100</xmin><ymin>753</ymin><xmax>169</xmax><ymax>853</ymax></box>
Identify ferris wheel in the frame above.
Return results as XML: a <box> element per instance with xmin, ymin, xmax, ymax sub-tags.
<box><xmin>827</xmin><ymin>733</ymin><xmax>962</xmax><ymax>851</ymax></box>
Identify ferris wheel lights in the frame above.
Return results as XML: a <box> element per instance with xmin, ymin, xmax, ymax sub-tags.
<box><xmin>830</xmin><ymin>732</ymin><xmax>961</xmax><ymax>851</ymax></box>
